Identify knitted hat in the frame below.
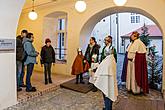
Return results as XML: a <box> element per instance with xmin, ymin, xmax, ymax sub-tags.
<box><xmin>45</xmin><ymin>38</ymin><xmax>51</xmax><ymax>44</ymax></box>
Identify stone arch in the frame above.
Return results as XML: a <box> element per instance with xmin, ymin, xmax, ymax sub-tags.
<box><xmin>79</xmin><ymin>6</ymin><xmax>164</xmax><ymax>92</ymax></box>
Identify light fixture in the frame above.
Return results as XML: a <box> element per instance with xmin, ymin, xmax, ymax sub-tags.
<box><xmin>28</xmin><ymin>0</ymin><xmax>38</xmax><ymax>20</ymax></box>
<box><xmin>113</xmin><ymin>0</ymin><xmax>127</xmax><ymax>6</ymax></box>
<box><xmin>75</xmin><ymin>0</ymin><xmax>87</xmax><ymax>13</ymax></box>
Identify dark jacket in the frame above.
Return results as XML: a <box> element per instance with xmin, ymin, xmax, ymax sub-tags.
<box><xmin>84</xmin><ymin>44</ymin><xmax>100</xmax><ymax>65</ymax></box>
<box><xmin>16</xmin><ymin>35</ymin><xmax>24</xmax><ymax>61</ymax></box>
<box><xmin>40</xmin><ymin>45</ymin><xmax>55</xmax><ymax>64</ymax></box>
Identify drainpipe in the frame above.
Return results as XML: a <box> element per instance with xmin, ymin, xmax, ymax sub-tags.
<box><xmin>116</xmin><ymin>13</ymin><xmax>119</xmax><ymax>53</ymax></box>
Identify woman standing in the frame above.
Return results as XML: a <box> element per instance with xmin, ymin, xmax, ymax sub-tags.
<box><xmin>40</xmin><ymin>38</ymin><xmax>55</xmax><ymax>85</ymax></box>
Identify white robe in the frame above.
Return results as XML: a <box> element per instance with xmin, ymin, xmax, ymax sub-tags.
<box><xmin>89</xmin><ymin>63</ymin><xmax>99</xmax><ymax>84</ymax></box>
<box><xmin>126</xmin><ymin>39</ymin><xmax>147</xmax><ymax>94</ymax></box>
<box><xmin>92</xmin><ymin>55</ymin><xmax>118</xmax><ymax>101</ymax></box>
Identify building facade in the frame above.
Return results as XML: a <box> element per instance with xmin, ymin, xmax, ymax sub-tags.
<box><xmin>90</xmin><ymin>13</ymin><xmax>160</xmax><ymax>54</ymax></box>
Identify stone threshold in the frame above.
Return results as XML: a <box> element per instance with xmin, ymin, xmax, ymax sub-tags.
<box><xmin>17</xmin><ymin>85</ymin><xmax>60</xmax><ymax>104</ymax></box>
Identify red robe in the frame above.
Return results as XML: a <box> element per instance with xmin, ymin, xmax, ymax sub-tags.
<box><xmin>122</xmin><ymin>52</ymin><xmax>149</xmax><ymax>94</ymax></box>
<box><xmin>135</xmin><ymin>52</ymin><xmax>149</xmax><ymax>93</ymax></box>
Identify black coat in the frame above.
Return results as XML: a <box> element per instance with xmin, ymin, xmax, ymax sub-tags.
<box><xmin>40</xmin><ymin>45</ymin><xmax>55</xmax><ymax>64</ymax></box>
<box><xmin>16</xmin><ymin>35</ymin><xmax>24</xmax><ymax>61</ymax></box>
<box><xmin>84</xmin><ymin>44</ymin><xmax>100</xmax><ymax>65</ymax></box>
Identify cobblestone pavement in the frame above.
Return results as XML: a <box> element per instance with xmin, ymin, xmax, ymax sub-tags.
<box><xmin>6</xmin><ymin>88</ymin><xmax>104</xmax><ymax>110</ymax></box>
<box><xmin>5</xmin><ymin>54</ymin><xmax>164</xmax><ymax>110</ymax></box>
<box><xmin>6</xmin><ymin>87</ymin><xmax>164</xmax><ymax>110</ymax></box>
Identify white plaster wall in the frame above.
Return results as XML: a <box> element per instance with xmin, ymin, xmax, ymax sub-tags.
<box><xmin>42</xmin><ymin>17</ymin><xmax>57</xmax><ymax>47</ymax></box>
<box><xmin>0</xmin><ymin>0</ymin><xmax>25</xmax><ymax>109</ymax></box>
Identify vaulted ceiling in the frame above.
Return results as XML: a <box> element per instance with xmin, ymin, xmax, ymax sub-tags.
<box><xmin>23</xmin><ymin>0</ymin><xmax>72</xmax><ymax>10</ymax></box>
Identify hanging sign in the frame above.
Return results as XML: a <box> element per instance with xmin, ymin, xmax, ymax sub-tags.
<box><xmin>0</xmin><ymin>39</ymin><xmax>15</xmax><ymax>53</ymax></box>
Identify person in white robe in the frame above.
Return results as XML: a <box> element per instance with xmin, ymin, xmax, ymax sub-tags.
<box><xmin>125</xmin><ymin>31</ymin><xmax>148</xmax><ymax>94</ymax></box>
<box><xmin>92</xmin><ymin>36</ymin><xmax>118</xmax><ymax>110</ymax></box>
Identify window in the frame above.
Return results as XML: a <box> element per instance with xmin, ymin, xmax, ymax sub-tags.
<box><xmin>130</xmin><ymin>13</ymin><xmax>140</xmax><ymax>23</ymax></box>
<box><xmin>122</xmin><ymin>38</ymin><xmax>125</xmax><ymax>46</ymax></box>
<box><xmin>58</xmin><ymin>19</ymin><xmax>65</xmax><ymax>30</ymax></box>
<box><xmin>136</xmin><ymin>16</ymin><xmax>140</xmax><ymax>23</ymax></box>
<box><xmin>56</xmin><ymin>17</ymin><xmax>67</xmax><ymax>61</ymax></box>
<box><xmin>131</xmin><ymin>16</ymin><xmax>135</xmax><ymax>23</ymax></box>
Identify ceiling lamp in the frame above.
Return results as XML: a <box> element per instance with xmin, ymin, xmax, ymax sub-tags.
<box><xmin>113</xmin><ymin>0</ymin><xmax>127</xmax><ymax>6</ymax></box>
<box><xmin>75</xmin><ymin>0</ymin><xmax>87</xmax><ymax>13</ymax></box>
<box><xmin>28</xmin><ymin>0</ymin><xmax>38</xmax><ymax>20</ymax></box>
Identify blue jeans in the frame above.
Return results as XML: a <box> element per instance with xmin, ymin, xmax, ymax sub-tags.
<box><xmin>16</xmin><ymin>61</ymin><xmax>22</xmax><ymax>88</ymax></box>
<box><xmin>103</xmin><ymin>93</ymin><xmax>113</xmax><ymax>110</ymax></box>
<box><xmin>20</xmin><ymin>62</ymin><xmax>25</xmax><ymax>86</ymax></box>
<box><xmin>26</xmin><ymin>63</ymin><xmax>34</xmax><ymax>90</ymax></box>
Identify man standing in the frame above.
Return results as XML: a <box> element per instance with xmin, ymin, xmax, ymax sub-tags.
<box><xmin>23</xmin><ymin>33</ymin><xmax>39</xmax><ymax>92</ymax></box>
<box><xmin>84</xmin><ymin>37</ymin><xmax>100</xmax><ymax>92</ymax></box>
<box><xmin>94</xmin><ymin>36</ymin><xmax>118</xmax><ymax>110</ymax></box>
<box><xmin>84</xmin><ymin>37</ymin><xmax>100</xmax><ymax>66</ymax></box>
<box><xmin>122</xmin><ymin>31</ymin><xmax>149</xmax><ymax>94</ymax></box>
<box><xmin>19</xmin><ymin>30</ymin><xmax>28</xmax><ymax>87</ymax></box>
<box><xmin>16</xmin><ymin>35</ymin><xmax>24</xmax><ymax>91</ymax></box>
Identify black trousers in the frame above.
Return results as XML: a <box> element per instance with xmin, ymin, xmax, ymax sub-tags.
<box><xmin>44</xmin><ymin>63</ymin><xmax>52</xmax><ymax>83</ymax></box>
<box><xmin>76</xmin><ymin>73</ymin><xmax>83</xmax><ymax>83</ymax></box>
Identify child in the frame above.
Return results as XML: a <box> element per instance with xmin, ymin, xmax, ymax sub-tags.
<box><xmin>89</xmin><ymin>54</ymin><xmax>99</xmax><ymax>84</ymax></box>
<box><xmin>89</xmin><ymin>54</ymin><xmax>99</xmax><ymax>92</ymax></box>
<box><xmin>71</xmin><ymin>48</ymin><xmax>89</xmax><ymax>84</ymax></box>
<box><xmin>40</xmin><ymin>38</ymin><xmax>55</xmax><ymax>85</ymax></box>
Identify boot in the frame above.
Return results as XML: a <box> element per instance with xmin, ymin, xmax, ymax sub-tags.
<box><xmin>49</xmin><ymin>78</ymin><xmax>52</xmax><ymax>84</ymax></box>
<box><xmin>80</xmin><ymin>79</ymin><xmax>85</xmax><ymax>84</ymax></box>
<box><xmin>45</xmin><ymin>79</ymin><xmax>48</xmax><ymax>85</ymax></box>
<box><xmin>76</xmin><ymin>75</ymin><xmax>79</xmax><ymax>84</ymax></box>
<box><xmin>80</xmin><ymin>73</ymin><xmax>85</xmax><ymax>84</ymax></box>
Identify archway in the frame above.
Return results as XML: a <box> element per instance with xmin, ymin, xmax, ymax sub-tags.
<box><xmin>1</xmin><ymin>0</ymin><xmax>165</xmax><ymax>109</ymax></box>
<box><xmin>80</xmin><ymin>6</ymin><xmax>164</xmax><ymax>92</ymax></box>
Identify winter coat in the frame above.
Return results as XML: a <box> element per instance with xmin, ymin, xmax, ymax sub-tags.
<box><xmin>84</xmin><ymin>44</ymin><xmax>100</xmax><ymax>66</ymax></box>
<box><xmin>22</xmin><ymin>38</ymin><xmax>38</xmax><ymax>65</ymax></box>
<box><xmin>40</xmin><ymin>45</ymin><xmax>55</xmax><ymax>64</ymax></box>
<box><xmin>16</xmin><ymin>35</ymin><xmax>24</xmax><ymax>61</ymax></box>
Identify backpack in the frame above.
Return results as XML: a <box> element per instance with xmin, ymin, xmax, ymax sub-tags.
<box><xmin>16</xmin><ymin>36</ymin><xmax>24</xmax><ymax>61</ymax></box>
<box><xmin>22</xmin><ymin>42</ymin><xmax>28</xmax><ymax>62</ymax></box>
<box><xmin>22</xmin><ymin>50</ymin><xmax>28</xmax><ymax>62</ymax></box>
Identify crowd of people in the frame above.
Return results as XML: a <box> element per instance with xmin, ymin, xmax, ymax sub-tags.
<box><xmin>71</xmin><ymin>31</ymin><xmax>148</xmax><ymax>110</ymax></box>
<box><xmin>71</xmin><ymin>36</ymin><xmax>117</xmax><ymax>110</ymax></box>
<box><xmin>16</xmin><ymin>30</ymin><xmax>55</xmax><ymax>92</ymax></box>
<box><xmin>16</xmin><ymin>29</ymin><xmax>148</xmax><ymax>110</ymax></box>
